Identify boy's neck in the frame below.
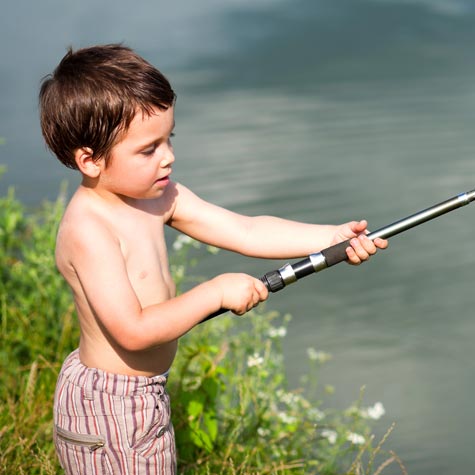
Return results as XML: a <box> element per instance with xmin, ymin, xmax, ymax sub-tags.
<box><xmin>78</xmin><ymin>179</ymin><xmax>139</xmax><ymax>208</ymax></box>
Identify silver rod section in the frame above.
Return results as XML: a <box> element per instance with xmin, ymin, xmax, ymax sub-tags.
<box><xmin>318</xmin><ymin>189</ymin><xmax>475</xmax><ymax>270</ymax></box>
<box><xmin>368</xmin><ymin>190</ymin><xmax>475</xmax><ymax>241</ymax></box>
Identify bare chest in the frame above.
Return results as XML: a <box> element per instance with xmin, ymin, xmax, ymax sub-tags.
<box><xmin>117</xmin><ymin>217</ymin><xmax>175</xmax><ymax>304</ymax></box>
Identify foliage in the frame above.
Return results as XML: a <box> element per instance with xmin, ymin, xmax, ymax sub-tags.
<box><xmin>0</xmin><ymin>181</ymin><xmax>73</xmax><ymax>474</ymax></box>
<box><xmin>0</xmin><ymin>173</ymin><xmax>405</xmax><ymax>474</ymax></box>
<box><xmin>168</xmin><ymin>238</ymin><xmax>405</xmax><ymax>475</ymax></box>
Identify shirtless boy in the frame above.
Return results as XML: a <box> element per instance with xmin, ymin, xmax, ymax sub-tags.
<box><xmin>39</xmin><ymin>44</ymin><xmax>387</xmax><ymax>474</ymax></box>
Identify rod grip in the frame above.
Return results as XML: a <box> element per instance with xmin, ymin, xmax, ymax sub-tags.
<box><xmin>320</xmin><ymin>239</ymin><xmax>351</xmax><ymax>267</ymax></box>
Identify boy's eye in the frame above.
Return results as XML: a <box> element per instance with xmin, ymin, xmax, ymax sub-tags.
<box><xmin>141</xmin><ymin>145</ymin><xmax>156</xmax><ymax>156</ymax></box>
<box><xmin>141</xmin><ymin>133</ymin><xmax>174</xmax><ymax>155</ymax></box>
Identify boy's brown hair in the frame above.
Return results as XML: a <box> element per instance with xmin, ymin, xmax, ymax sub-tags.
<box><xmin>39</xmin><ymin>44</ymin><xmax>176</xmax><ymax>169</ymax></box>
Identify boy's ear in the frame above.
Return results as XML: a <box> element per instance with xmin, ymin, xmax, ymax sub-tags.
<box><xmin>74</xmin><ymin>147</ymin><xmax>103</xmax><ymax>178</ymax></box>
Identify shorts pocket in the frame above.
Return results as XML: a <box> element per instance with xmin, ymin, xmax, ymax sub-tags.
<box><xmin>55</xmin><ymin>425</ymin><xmax>105</xmax><ymax>451</ymax></box>
<box><xmin>130</xmin><ymin>393</ymin><xmax>173</xmax><ymax>460</ymax></box>
<box><xmin>54</xmin><ymin>425</ymin><xmax>112</xmax><ymax>475</ymax></box>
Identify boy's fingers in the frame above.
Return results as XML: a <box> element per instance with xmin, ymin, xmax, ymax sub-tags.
<box><xmin>256</xmin><ymin>278</ymin><xmax>269</xmax><ymax>299</ymax></box>
<box><xmin>345</xmin><ymin>246</ymin><xmax>362</xmax><ymax>265</ymax></box>
<box><xmin>350</xmin><ymin>237</ymin><xmax>371</xmax><ymax>260</ymax></box>
<box><xmin>347</xmin><ymin>234</ymin><xmax>388</xmax><ymax>265</ymax></box>
<box><xmin>353</xmin><ymin>219</ymin><xmax>368</xmax><ymax>233</ymax></box>
<box><xmin>359</xmin><ymin>235</ymin><xmax>377</xmax><ymax>254</ymax></box>
<box><xmin>252</xmin><ymin>289</ymin><xmax>262</xmax><ymax>306</ymax></box>
<box><xmin>374</xmin><ymin>237</ymin><xmax>389</xmax><ymax>249</ymax></box>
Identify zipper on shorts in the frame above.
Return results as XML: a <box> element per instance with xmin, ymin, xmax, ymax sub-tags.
<box><xmin>55</xmin><ymin>425</ymin><xmax>105</xmax><ymax>452</ymax></box>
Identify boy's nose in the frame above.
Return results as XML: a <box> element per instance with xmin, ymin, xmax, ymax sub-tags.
<box><xmin>160</xmin><ymin>146</ymin><xmax>175</xmax><ymax>168</ymax></box>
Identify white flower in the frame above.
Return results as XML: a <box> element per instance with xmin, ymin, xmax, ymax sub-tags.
<box><xmin>306</xmin><ymin>348</ymin><xmax>332</xmax><ymax>363</ymax></box>
<box><xmin>171</xmin><ymin>264</ymin><xmax>185</xmax><ymax>280</ymax></box>
<box><xmin>268</xmin><ymin>326</ymin><xmax>287</xmax><ymax>338</ymax></box>
<box><xmin>321</xmin><ymin>429</ymin><xmax>337</xmax><ymax>444</ymax></box>
<box><xmin>173</xmin><ymin>234</ymin><xmax>200</xmax><ymax>251</ymax></box>
<box><xmin>172</xmin><ymin>234</ymin><xmax>194</xmax><ymax>251</ymax></box>
<box><xmin>247</xmin><ymin>352</ymin><xmax>264</xmax><ymax>368</ymax></box>
<box><xmin>257</xmin><ymin>427</ymin><xmax>270</xmax><ymax>437</ymax></box>
<box><xmin>347</xmin><ymin>432</ymin><xmax>365</xmax><ymax>445</ymax></box>
<box><xmin>366</xmin><ymin>402</ymin><xmax>386</xmax><ymax>420</ymax></box>
<box><xmin>276</xmin><ymin>389</ymin><xmax>301</xmax><ymax>405</ymax></box>
<box><xmin>308</xmin><ymin>408</ymin><xmax>325</xmax><ymax>421</ymax></box>
<box><xmin>278</xmin><ymin>412</ymin><xmax>297</xmax><ymax>425</ymax></box>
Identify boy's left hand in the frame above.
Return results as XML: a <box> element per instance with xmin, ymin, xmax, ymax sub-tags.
<box><xmin>332</xmin><ymin>220</ymin><xmax>388</xmax><ymax>265</ymax></box>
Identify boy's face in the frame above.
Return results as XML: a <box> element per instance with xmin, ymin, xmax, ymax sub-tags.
<box><xmin>97</xmin><ymin>106</ymin><xmax>175</xmax><ymax>201</ymax></box>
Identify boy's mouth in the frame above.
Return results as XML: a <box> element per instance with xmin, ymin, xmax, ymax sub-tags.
<box><xmin>155</xmin><ymin>174</ymin><xmax>170</xmax><ymax>185</ymax></box>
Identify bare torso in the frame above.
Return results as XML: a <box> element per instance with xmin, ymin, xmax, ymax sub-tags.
<box><xmin>56</xmin><ymin>186</ymin><xmax>178</xmax><ymax>377</ymax></box>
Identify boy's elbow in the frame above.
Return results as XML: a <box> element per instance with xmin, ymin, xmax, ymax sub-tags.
<box><xmin>105</xmin><ymin>307</ymin><xmax>180</xmax><ymax>352</ymax></box>
<box><xmin>115</xmin><ymin>331</ymin><xmax>156</xmax><ymax>352</ymax></box>
<box><xmin>112</xmin><ymin>323</ymin><xmax>170</xmax><ymax>352</ymax></box>
<box><xmin>117</xmin><ymin>335</ymin><xmax>148</xmax><ymax>352</ymax></box>
<box><xmin>109</xmin><ymin>322</ymin><xmax>153</xmax><ymax>352</ymax></box>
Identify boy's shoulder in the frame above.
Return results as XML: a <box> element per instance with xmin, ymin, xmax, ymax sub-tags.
<box><xmin>59</xmin><ymin>189</ymin><xmax>109</xmax><ymax>235</ymax></box>
<box><xmin>55</xmin><ymin>190</ymin><xmax>115</xmax><ymax>268</ymax></box>
<box><xmin>57</xmin><ymin>182</ymin><xmax>183</xmax><ymax>249</ymax></box>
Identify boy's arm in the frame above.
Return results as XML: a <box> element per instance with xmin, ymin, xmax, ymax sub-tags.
<box><xmin>64</xmin><ymin>218</ymin><xmax>267</xmax><ymax>351</ymax></box>
<box><xmin>168</xmin><ymin>183</ymin><xmax>387</xmax><ymax>263</ymax></box>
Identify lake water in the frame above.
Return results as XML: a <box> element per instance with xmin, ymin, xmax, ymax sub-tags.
<box><xmin>2</xmin><ymin>1</ymin><xmax>475</xmax><ymax>473</ymax></box>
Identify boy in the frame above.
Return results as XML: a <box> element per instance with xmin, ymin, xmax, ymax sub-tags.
<box><xmin>39</xmin><ymin>44</ymin><xmax>387</xmax><ymax>474</ymax></box>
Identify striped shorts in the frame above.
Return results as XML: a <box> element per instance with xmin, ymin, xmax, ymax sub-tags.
<box><xmin>53</xmin><ymin>349</ymin><xmax>176</xmax><ymax>475</ymax></box>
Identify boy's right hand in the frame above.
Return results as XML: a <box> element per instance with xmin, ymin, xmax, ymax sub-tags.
<box><xmin>212</xmin><ymin>273</ymin><xmax>269</xmax><ymax>315</ymax></box>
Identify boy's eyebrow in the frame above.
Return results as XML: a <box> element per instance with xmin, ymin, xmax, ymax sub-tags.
<box><xmin>135</xmin><ymin>121</ymin><xmax>176</xmax><ymax>151</ymax></box>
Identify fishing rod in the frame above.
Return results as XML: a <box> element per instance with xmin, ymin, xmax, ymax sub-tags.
<box><xmin>201</xmin><ymin>189</ymin><xmax>475</xmax><ymax>322</ymax></box>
